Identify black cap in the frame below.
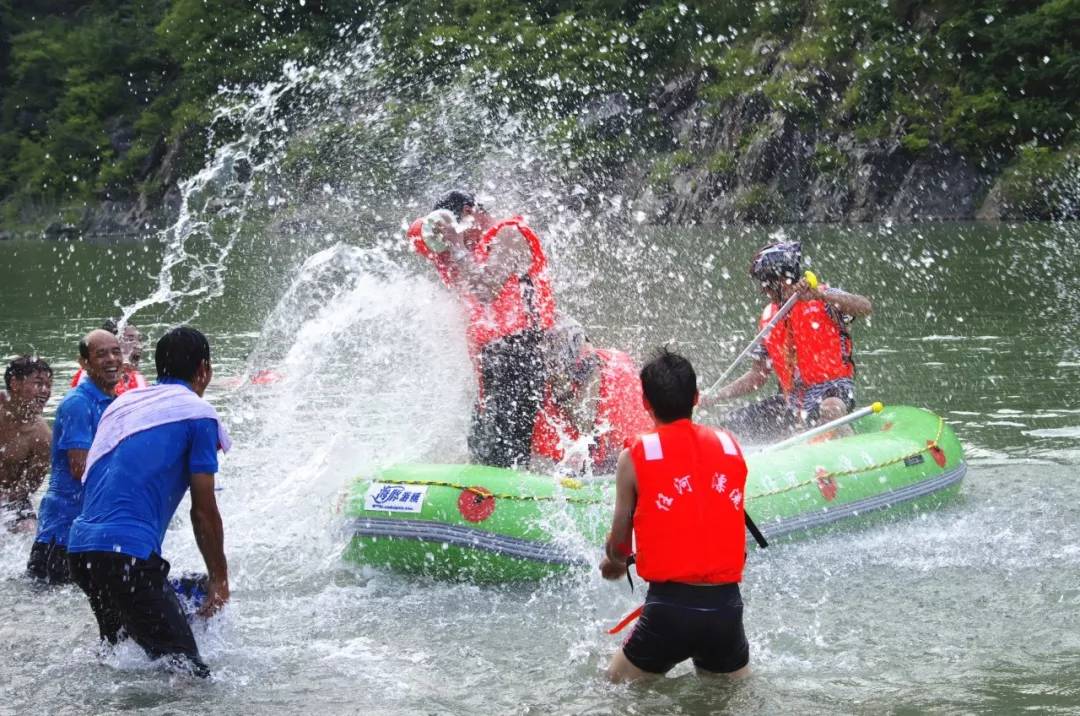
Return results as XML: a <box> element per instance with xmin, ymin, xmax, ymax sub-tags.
<box><xmin>433</xmin><ymin>190</ymin><xmax>476</xmax><ymax>221</ymax></box>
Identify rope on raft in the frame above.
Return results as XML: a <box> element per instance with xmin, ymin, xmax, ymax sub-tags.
<box><xmin>747</xmin><ymin>417</ymin><xmax>947</xmax><ymax>501</ymax></box>
<box><xmin>370</xmin><ymin>477</ymin><xmax>604</xmax><ymax>504</ymax></box>
<box><xmin>367</xmin><ymin>417</ymin><xmax>948</xmax><ymax>506</ymax></box>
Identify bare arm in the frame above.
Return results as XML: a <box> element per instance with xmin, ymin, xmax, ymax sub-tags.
<box><xmin>600</xmin><ymin>449</ymin><xmax>637</xmax><ymax>580</ymax></box>
<box><xmin>466</xmin><ymin>226</ymin><xmax>533</xmax><ymax>302</ymax></box>
<box><xmin>818</xmin><ymin>287</ymin><xmax>872</xmax><ymax>317</ymax></box>
<box><xmin>704</xmin><ymin>357</ymin><xmax>771</xmax><ymax>406</ymax></box>
<box><xmin>24</xmin><ymin>427</ymin><xmax>50</xmax><ymax>495</ymax></box>
<box><xmin>67</xmin><ymin>448</ymin><xmax>88</xmax><ymax>482</ymax></box>
<box><xmin>190</xmin><ymin>472</ymin><xmax>229</xmax><ymax>616</ymax></box>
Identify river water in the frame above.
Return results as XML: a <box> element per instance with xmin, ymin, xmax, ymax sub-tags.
<box><xmin>1</xmin><ymin>220</ymin><xmax>1079</xmax><ymax>714</ymax></box>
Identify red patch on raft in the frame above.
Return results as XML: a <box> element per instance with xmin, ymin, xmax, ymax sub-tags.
<box><xmin>458</xmin><ymin>486</ymin><xmax>496</xmax><ymax>522</ymax></box>
<box><xmin>815</xmin><ymin>467</ymin><xmax>838</xmax><ymax>502</ymax></box>
<box><xmin>927</xmin><ymin>442</ymin><xmax>947</xmax><ymax>467</ymax></box>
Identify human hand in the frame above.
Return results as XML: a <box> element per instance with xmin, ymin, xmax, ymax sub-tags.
<box><xmin>197</xmin><ymin>576</ymin><xmax>230</xmax><ymax>618</ymax></box>
<box><xmin>599</xmin><ymin>555</ymin><xmax>628</xmax><ymax>581</ymax></box>
<box><xmin>420</xmin><ymin>209</ymin><xmax>457</xmax><ymax>253</ymax></box>
<box><xmin>699</xmin><ymin>391</ymin><xmax>723</xmax><ymax>410</ymax></box>
<box><xmin>794</xmin><ymin>276</ymin><xmax>822</xmax><ymax>300</ymax></box>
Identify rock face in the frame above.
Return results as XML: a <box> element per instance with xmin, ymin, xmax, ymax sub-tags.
<box><xmin>629</xmin><ymin>93</ymin><xmax>998</xmax><ymax>224</ymax></box>
<box><xmin>621</xmin><ymin>56</ymin><xmax>1013</xmax><ymax>225</ymax></box>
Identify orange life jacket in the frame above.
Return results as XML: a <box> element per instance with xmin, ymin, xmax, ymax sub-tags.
<box><xmin>407</xmin><ymin>218</ymin><xmax>458</xmax><ymax>290</ymax></box>
<box><xmin>467</xmin><ymin>218</ymin><xmax>556</xmax><ymax>350</ymax></box>
<box><xmin>531</xmin><ymin>348</ymin><xmax>652</xmax><ymax>469</ymax></box>
<box><xmin>760</xmin><ymin>299</ymin><xmax>854</xmax><ymax>395</ymax></box>
<box><xmin>630</xmin><ymin>420</ymin><xmax>747</xmax><ymax>584</ymax></box>
<box><xmin>407</xmin><ymin>216</ymin><xmax>556</xmax><ymax>352</ymax></box>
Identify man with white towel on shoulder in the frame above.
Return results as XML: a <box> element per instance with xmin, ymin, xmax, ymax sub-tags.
<box><xmin>67</xmin><ymin>326</ymin><xmax>232</xmax><ymax>679</ymax></box>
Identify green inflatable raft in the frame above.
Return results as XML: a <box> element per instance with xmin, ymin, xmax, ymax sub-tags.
<box><xmin>343</xmin><ymin>405</ymin><xmax>965</xmax><ymax>581</ymax></box>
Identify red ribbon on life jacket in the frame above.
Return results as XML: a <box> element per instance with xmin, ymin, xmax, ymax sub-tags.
<box><xmin>607</xmin><ymin>604</ymin><xmax>644</xmax><ymax>635</ymax></box>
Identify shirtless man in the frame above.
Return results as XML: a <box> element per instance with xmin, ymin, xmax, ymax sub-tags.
<box><xmin>0</xmin><ymin>356</ymin><xmax>53</xmax><ymax>533</ymax></box>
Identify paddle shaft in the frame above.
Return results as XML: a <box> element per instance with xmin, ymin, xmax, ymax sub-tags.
<box><xmin>705</xmin><ymin>271</ymin><xmax>817</xmax><ymax>396</ymax></box>
<box><xmin>763</xmin><ymin>402</ymin><xmax>883</xmax><ymax>453</ymax></box>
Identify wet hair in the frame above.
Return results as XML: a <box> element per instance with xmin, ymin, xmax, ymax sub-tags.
<box><xmin>101</xmin><ymin>319</ymin><xmax>119</xmax><ymax>335</ymax></box>
<box><xmin>639</xmin><ymin>348</ymin><xmax>697</xmax><ymax>423</ymax></box>
<box><xmin>433</xmin><ymin>190</ymin><xmax>477</xmax><ymax>221</ymax></box>
<box><xmin>155</xmin><ymin>326</ymin><xmax>211</xmax><ymax>382</ymax></box>
<box><xmin>5</xmin><ymin>355</ymin><xmax>53</xmax><ymax>392</ymax></box>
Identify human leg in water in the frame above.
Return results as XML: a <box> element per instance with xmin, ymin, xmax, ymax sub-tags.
<box><xmin>469</xmin><ymin>330</ymin><xmax>546</xmax><ymax>468</ymax></box>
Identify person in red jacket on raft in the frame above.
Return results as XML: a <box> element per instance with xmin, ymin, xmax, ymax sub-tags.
<box><xmin>704</xmin><ymin>241</ymin><xmax>872</xmax><ymax>442</ymax></box>
<box><xmin>600</xmin><ymin>348</ymin><xmax>752</xmax><ymax>683</ymax></box>
<box><xmin>531</xmin><ymin>317</ymin><xmax>652</xmax><ymax>474</ymax></box>
<box><xmin>407</xmin><ymin>190</ymin><xmax>556</xmax><ymax>469</ymax></box>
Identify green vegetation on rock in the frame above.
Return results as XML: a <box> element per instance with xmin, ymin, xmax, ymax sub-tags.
<box><xmin>0</xmin><ymin>0</ymin><xmax>1077</xmax><ymax>230</ymax></box>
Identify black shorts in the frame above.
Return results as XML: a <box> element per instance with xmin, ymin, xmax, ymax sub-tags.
<box><xmin>722</xmin><ymin>382</ymin><xmax>857</xmax><ymax>443</ymax></box>
<box><xmin>468</xmin><ymin>328</ymin><xmax>546</xmax><ymax>469</ymax></box>
<box><xmin>622</xmin><ymin>582</ymin><xmax>749</xmax><ymax>675</ymax></box>
<box><xmin>26</xmin><ymin>539</ymin><xmax>72</xmax><ymax>584</ymax></box>
<box><xmin>68</xmin><ymin>551</ymin><xmax>209</xmax><ymax>678</ymax></box>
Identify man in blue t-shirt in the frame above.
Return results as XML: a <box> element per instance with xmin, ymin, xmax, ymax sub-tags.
<box><xmin>27</xmin><ymin>329</ymin><xmax>120</xmax><ymax>583</ymax></box>
<box><xmin>68</xmin><ymin>326</ymin><xmax>230</xmax><ymax>679</ymax></box>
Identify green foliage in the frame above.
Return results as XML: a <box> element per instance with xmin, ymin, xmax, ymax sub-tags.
<box><xmin>706</xmin><ymin>149</ymin><xmax>737</xmax><ymax>175</ymax></box>
<box><xmin>0</xmin><ymin>0</ymin><xmax>1077</xmax><ymax>224</ymax></box>
<box><xmin>733</xmin><ymin>182</ymin><xmax>782</xmax><ymax>222</ymax></box>
<box><xmin>812</xmin><ymin>142</ymin><xmax>845</xmax><ymax>173</ymax></box>
<box><xmin>997</xmin><ymin>143</ymin><xmax>1080</xmax><ymax>219</ymax></box>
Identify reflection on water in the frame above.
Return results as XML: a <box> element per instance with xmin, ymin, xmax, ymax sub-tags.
<box><xmin>2</xmin><ymin>220</ymin><xmax>1080</xmax><ymax>713</ymax></box>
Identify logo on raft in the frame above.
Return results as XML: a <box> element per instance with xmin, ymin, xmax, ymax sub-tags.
<box><xmin>364</xmin><ymin>483</ymin><xmax>428</xmax><ymax>513</ymax></box>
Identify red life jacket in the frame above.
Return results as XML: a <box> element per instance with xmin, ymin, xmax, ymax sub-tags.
<box><xmin>467</xmin><ymin>218</ymin><xmax>556</xmax><ymax>350</ymax></box>
<box><xmin>759</xmin><ymin>299</ymin><xmax>854</xmax><ymax>394</ymax></box>
<box><xmin>591</xmin><ymin>349</ymin><xmax>652</xmax><ymax>466</ymax></box>
<box><xmin>531</xmin><ymin>348</ymin><xmax>652</xmax><ymax>469</ymax></box>
<box><xmin>407</xmin><ymin>216</ymin><xmax>555</xmax><ymax>351</ymax></box>
<box><xmin>407</xmin><ymin>218</ymin><xmax>459</xmax><ymax>290</ymax></box>
<box><xmin>630</xmin><ymin>420</ymin><xmax>747</xmax><ymax>584</ymax></box>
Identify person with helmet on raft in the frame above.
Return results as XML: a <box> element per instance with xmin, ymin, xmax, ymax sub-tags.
<box><xmin>408</xmin><ymin>191</ymin><xmax>556</xmax><ymax>469</ymax></box>
<box><xmin>704</xmin><ymin>241</ymin><xmax>872</xmax><ymax>442</ymax></box>
<box><xmin>600</xmin><ymin>348</ymin><xmax>751</xmax><ymax>683</ymax></box>
<box><xmin>531</xmin><ymin>317</ymin><xmax>652</xmax><ymax>474</ymax></box>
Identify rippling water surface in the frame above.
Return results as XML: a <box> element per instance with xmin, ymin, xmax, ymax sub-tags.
<box><xmin>1</xmin><ymin>221</ymin><xmax>1078</xmax><ymax>714</ymax></box>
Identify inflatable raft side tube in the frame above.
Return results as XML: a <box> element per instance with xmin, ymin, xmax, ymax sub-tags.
<box><xmin>347</xmin><ymin>517</ymin><xmax>589</xmax><ymax>566</ymax></box>
<box><xmin>759</xmin><ymin>461</ymin><xmax>966</xmax><ymax>539</ymax></box>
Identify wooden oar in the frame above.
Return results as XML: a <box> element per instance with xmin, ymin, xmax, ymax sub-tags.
<box><xmin>762</xmin><ymin>401</ymin><xmax>884</xmax><ymax>453</ymax></box>
<box><xmin>705</xmin><ymin>271</ymin><xmax>818</xmax><ymax>396</ymax></box>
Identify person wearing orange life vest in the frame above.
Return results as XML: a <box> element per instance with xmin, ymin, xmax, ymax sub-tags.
<box><xmin>408</xmin><ymin>191</ymin><xmax>556</xmax><ymax>468</ymax></box>
<box><xmin>600</xmin><ymin>349</ymin><xmax>751</xmax><ymax>682</ymax></box>
<box><xmin>531</xmin><ymin>318</ymin><xmax>652</xmax><ymax>474</ymax></box>
<box><xmin>705</xmin><ymin>241</ymin><xmax>872</xmax><ymax>443</ymax></box>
